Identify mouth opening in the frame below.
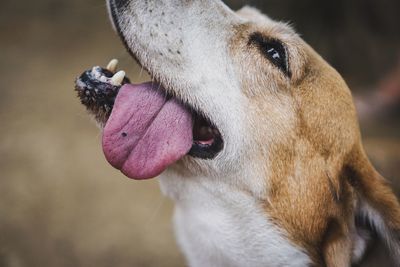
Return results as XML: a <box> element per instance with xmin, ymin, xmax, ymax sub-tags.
<box><xmin>189</xmin><ymin>111</ymin><xmax>223</xmax><ymax>159</ymax></box>
<box><xmin>160</xmin><ymin>88</ymin><xmax>224</xmax><ymax>159</ymax></box>
<box><xmin>142</xmin><ymin>86</ymin><xmax>224</xmax><ymax>159</ymax></box>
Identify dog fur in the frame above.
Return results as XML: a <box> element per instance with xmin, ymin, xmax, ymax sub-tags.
<box><xmin>106</xmin><ymin>1</ymin><xmax>400</xmax><ymax>266</ymax></box>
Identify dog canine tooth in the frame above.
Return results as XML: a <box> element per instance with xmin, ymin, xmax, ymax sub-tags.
<box><xmin>110</xmin><ymin>70</ymin><xmax>125</xmax><ymax>85</ymax></box>
<box><xmin>106</xmin><ymin>59</ymin><xmax>119</xmax><ymax>73</ymax></box>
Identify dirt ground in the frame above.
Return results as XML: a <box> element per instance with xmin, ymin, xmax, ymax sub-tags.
<box><xmin>0</xmin><ymin>1</ymin><xmax>399</xmax><ymax>266</ymax></box>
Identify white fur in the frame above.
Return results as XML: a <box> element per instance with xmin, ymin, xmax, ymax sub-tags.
<box><xmin>160</xmin><ymin>171</ymin><xmax>310</xmax><ymax>267</ymax></box>
<box><xmin>351</xmin><ymin>227</ymin><xmax>371</xmax><ymax>264</ymax></box>
<box><xmin>358</xmin><ymin>202</ymin><xmax>400</xmax><ymax>260</ymax></box>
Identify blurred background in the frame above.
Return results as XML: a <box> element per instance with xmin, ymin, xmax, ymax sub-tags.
<box><xmin>0</xmin><ymin>0</ymin><xmax>399</xmax><ymax>266</ymax></box>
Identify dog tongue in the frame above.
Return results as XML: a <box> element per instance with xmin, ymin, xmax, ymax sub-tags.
<box><xmin>102</xmin><ymin>83</ymin><xmax>193</xmax><ymax>179</ymax></box>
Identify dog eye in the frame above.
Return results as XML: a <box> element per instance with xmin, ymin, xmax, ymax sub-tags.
<box><xmin>248</xmin><ymin>33</ymin><xmax>290</xmax><ymax>77</ymax></box>
<box><xmin>267</xmin><ymin>47</ymin><xmax>281</xmax><ymax>60</ymax></box>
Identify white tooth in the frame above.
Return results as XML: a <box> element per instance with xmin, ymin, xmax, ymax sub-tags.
<box><xmin>111</xmin><ymin>70</ymin><xmax>125</xmax><ymax>85</ymax></box>
<box><xmin>106</xmin><ymin>59</ymin><xmax>119</xmax><ymax>72</ymax></box>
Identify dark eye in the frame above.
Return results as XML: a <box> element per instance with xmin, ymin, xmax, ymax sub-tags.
<box><xmin>248</xmin><ymin>33</ymin><xmax>290</xmax><ymax>77</ymax></box>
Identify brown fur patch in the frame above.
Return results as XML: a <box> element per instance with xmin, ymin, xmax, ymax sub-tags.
<box><xmin>230</xmin><ymin>11</ymin><xmax>400</xmax><ymax>266</ymax></box>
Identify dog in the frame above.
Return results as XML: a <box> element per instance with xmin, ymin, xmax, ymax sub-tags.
<box><xmin>75</xmin><ymin>1</ymin><xmax>400</xmax><ymax>266</ymax></box>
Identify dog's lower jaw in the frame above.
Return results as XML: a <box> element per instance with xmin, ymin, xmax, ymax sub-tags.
<box><xmin>159</xmin><ymin>171</ymin><xmax>311</xmax><ymax>267</ymax></box>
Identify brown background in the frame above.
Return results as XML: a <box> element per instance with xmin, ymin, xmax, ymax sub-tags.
<box><xmin>0</xmin><ymin>0</ymin><xmax>399</xmax><ymax>266</ymax></box>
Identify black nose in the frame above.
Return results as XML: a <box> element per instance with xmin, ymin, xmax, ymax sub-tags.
<box><xmin>113</xmin><ymin>0</ymin><xmax>130</xmax><ymax>10</ymax></box>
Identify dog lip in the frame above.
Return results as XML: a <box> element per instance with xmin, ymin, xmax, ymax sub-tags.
<box><xmin>189</xmin><ymin>134</ymin><xmax>224</xmax><ymax>159</ymax></box>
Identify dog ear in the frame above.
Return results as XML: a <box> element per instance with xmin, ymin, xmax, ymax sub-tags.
<box><xmin>344</xmin><ymin>143</ymin><xmax>400</xmax><ymax>262</ymax></box>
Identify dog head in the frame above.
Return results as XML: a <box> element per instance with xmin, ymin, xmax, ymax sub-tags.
<box><xmin>102</xmin><ymin>1</ymin><xmax>400</xmax><ymax>264</ymax></box>
<box><xmin>106</xmin><ymin>0</ymin><xmax>360</xmax><ymax>194</ymax></box>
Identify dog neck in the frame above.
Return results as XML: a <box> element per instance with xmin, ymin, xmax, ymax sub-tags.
<box><xmin>158</xmin><ymin>169</ymin><xmax>312</xmax><ymax>267</ymax></box>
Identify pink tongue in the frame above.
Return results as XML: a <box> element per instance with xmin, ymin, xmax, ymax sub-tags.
<box><xmin>102</xmin><ymin>83</ymin><xmax>193</xmax><ymax>179</ymax></box>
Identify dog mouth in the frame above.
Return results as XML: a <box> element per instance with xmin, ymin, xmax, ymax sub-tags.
<box><xmin>74</xmin><ymin>0</ymin><xmax>225</xmax><ymax>179</ymax></box>
<box><xmin>75</xmin><ymin>62</ymin><xmax>224</xmax><ymax>179</ymax></box>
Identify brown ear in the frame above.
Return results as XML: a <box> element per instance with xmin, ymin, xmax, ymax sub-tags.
<box><xmin>344</xmin><ymin>143</ymin><xmax>400</xmax><ymax>261</ymax></box>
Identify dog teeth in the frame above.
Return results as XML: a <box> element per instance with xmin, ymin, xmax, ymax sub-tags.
<box><xmin>111</xmin><ymin>70</ymin><xmax>126</xmax><ymax>85</ymax></box>
<box><xmin>106</xmin><ymin>59</ymin><xmax>119</xmax><ymax>73</ymax></box>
